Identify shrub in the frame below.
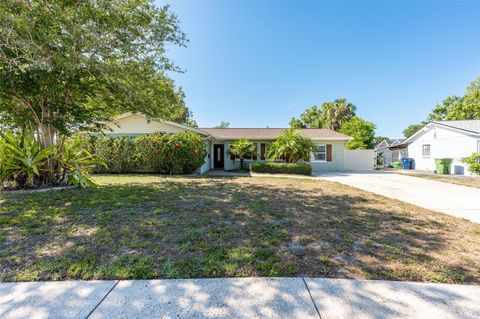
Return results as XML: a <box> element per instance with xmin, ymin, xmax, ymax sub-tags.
<box><xmin>266</xmin><ymin>129</ymin><xmax>315</xmax><ymax>163</ymax></box>
<box><xmin>85</xmin><ymin>132</ymin><xmax>206</xmax><ymax>174</ymax></box>
<box><xmin>0</xmin><ymin>131</ymin><xmax>100</xmax><ymax>189</ymax></box>
<box><xmin>462</xmin><ymin>153</ymin><xmax>480</xmax><ymax>175</ymax></box>
<box><xmin>250</xmin><ymin>162</ymin><xmax>312</xmax><ymax>175</ymax></box>
<box><xmin>88</xmin><ymin>136</ymin><xmax>137</xmax><ymax>173</ymax></box>
<box><xmin>228</xmin><ymin>139</ymin><xmax>256</xmax><ymax>169</ymax></box>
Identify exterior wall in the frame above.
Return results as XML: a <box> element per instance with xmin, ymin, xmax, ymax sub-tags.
<box><xmin>210</xmin><ymin>139</ymin><xmax>346</xmax><ymax>173</ymax></box>
<box><xmin>199</xmin><ymin>140</ymin><xmax>211</xmax><ymax>174</ymax></box>
<box><xmin>408</xmin><ymin>126</ymin><xmax>479</xmax><ymax>175</ymax></box>
<box><xmin>310</xmin><ymin>140</ymin><xmax>345</xmax><ymax>172</ymax></box>
<box><xmin>104</xmin><ymin>114</ymin><xmax>188</xmax><ymax>136</ymax></box>
<box><xmin>344</xmin><ymin>150</ymin><xmax>375</xmax><ymax>170</ymax></box>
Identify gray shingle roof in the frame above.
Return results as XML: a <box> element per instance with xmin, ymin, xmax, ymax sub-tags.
<box><xmin>198</xmin><ymin>128</ymin><xmax>353</xmax><ymax>140</ymax></box>
<box><xmin>433</xmin><ymin>120</ymin><xmax>480</xmax><ymax>134</ymax></box>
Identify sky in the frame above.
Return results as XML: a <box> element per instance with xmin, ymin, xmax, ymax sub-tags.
<box><xmin>160</xmin><ymin>0</ymin><xmax>480</xmax><ymax>138</ymax></box>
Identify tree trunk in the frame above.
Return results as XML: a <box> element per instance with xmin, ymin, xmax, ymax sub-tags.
<box><xmin>240</xmin><ymin>158</ymin><xmax>244</xmax><ymax>169</ymax></box>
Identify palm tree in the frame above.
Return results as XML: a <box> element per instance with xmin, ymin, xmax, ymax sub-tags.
<box><xmin>228</xmin><ymin>139</ymin><xmax>256</xmax><ymax>169</ymax></box>
<box><xmin>266</xmin><ymin>129</ymin><xmax>315</xmax><ymax>163</ymax></box>
<box><xmin>321</xmin><ymin>98</ymin><xmax>356</xmax><ymax>131</ymax></box>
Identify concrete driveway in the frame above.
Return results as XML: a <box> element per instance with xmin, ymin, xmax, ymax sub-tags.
<box><xmin>315</xmin><ymin>170</ymin><xmax>480</xmax><ymax>223</ymax></box>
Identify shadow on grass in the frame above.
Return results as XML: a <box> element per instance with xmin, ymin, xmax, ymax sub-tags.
<box><xmin>0</xmin><ymin>176</ymin><xmax>479</xmax><ymax>285</ymax></box>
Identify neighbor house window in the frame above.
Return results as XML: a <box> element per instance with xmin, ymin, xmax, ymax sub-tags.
<box><xmin>422</xmin><ymin>144</ymin><xmax>430</xmax><ymax>158</ymax></box>
<box><xmin>314</xmin><ymin>144</ymin><xmax>326</xmax><ymax>161</ymax></box>
<box><xmin>477</xmin><ymin>140</ymin><xmax>480</xmax><ymax>154</ymax></box>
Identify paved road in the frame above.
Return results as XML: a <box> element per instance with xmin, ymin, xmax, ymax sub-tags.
<box><xmin>1</xmin><ymin>278</ymin><xmax>479</xmax><ymax>319</ymax></box>
<box><xmin>315</xmin><ymin>170</ymin><xmax>480</xmax><ymax>223</ymax></box>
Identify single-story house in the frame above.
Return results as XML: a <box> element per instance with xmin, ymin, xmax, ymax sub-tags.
<box><xmin>375</xmin><ymin>138</ymin><xmax>406</xmax><ymax>164</ymax></box>
<box><xmin>104</xmin><ymin>113</ymin><xmax>355</xmax><ymax>174</ymax></box>
<box><xmin>404</xmin><ymin>120</ymin><xmax>480</xmax><ymax>175</ymax></box>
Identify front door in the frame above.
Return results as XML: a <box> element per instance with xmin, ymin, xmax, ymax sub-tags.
<box><xmin>213</xmin><ymin>144</ymin><xmax>225</xmax><ymax>169</ymax></box>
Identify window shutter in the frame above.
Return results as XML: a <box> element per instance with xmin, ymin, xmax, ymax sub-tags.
<box><xmin>261</xmin><ymin>143</ymin><xmax>266</xmax><ymax>160</ymax></box>
<box><xmin>253</xmin><ymin>143</ymin><xmax>258</xmax><ymax>160</ymax></box>
<box><xmin>326</xmin><ymin>144</ymin><xmax>332</xmax><ymax>162</ymax></box>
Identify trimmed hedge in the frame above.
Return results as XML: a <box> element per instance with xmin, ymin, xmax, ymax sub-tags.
<box><xmin>250</xmin><ymin>162</ymin><xmax>312</xmax><ymax>175</ymax></box>
<box><xmin>82</xmin><ymin>132</ymin><xmax>206</xmax><ymax>174</ymax></box>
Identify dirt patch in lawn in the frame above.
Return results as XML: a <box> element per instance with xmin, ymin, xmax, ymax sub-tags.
<box><xmin>1</xmin><ymin>175</ymin><xmax>479</xmax><ymax>283</ymax></box>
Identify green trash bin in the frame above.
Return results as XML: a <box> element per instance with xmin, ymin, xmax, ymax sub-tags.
<box><xmin>435</xmin><ymin>158</ymin><xmax>453</xmax><ymax>174</ymax></box>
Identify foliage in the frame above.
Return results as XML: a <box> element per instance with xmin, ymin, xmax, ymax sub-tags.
<box><xmin>134</xmin><ymin>132</ymin><xmax>206</xmax><ymax>174</ymax></box>
<box><xmin>0</xmin><ymin>0</ymin><xmax>190</xmax><ymax>148</ymax></box>
<box><xmin>85</xmin><ymin>132</ymin><xmax>206</xmax><ymax>174</ymax></box>
<box><xmin>339</xmin><ymin>116</ymin><xmax>376</xmax><ymax>150</ymax></box>
<box><xmin>289</xmin><ymin>105</ymin><xmax>323</xmax><ymax>128</ymax></box>
<box><xmin>0</xmin><ymin>130</ymin><xmax>55</xmax><ymax>188</ymax></box>
<box><xmin>250</xmin><ymin>162</ymin><xmax>312</xmax><ymax>175</ymax></box>
<box><xmin>290</xmin><ymin>100</ymin><xmax>357</xmax><ymax>131</ymax></box>
<box><xmin>320</xmin><ymin>98</ymin><xmax>356</xmax><ymax>131</ymax></box>
<box><xmin>56</xmin><ymin>137</ymin><xmax>101</xmax><ymax>188</ymax></box>
<box><xmin>214</xmin><ymin>121</ymin><xmax>230</xmax><ymax>128</ymax></box>
<box><xmin>427</xmin><ymin>77</ymin><xmax>480</xmax><ymax>121</ymax></box>
<box><xmin>266</xmin><ymin>129</ymin><xmax>315</xmax><ymax>163</ymax></box>
<box><xmin>0</xmin><ymin>131</ymin><xmax>97</xmax><ymax>189</ymax></box>
<box><xmin>228</xmin><ymin>139</ymin><xmax>256</xmax><ymax>169</ymax></box>
<box><xmin>88</xmin><ymin>137</ymin><xmax>138</xmax><ymax>173</ymax></box>
<box><xmin>462</xmin><ymin>153</ymin><xmax>480</xmax><ymax>175</ymax></box>
<box><xmin>404</xmin><ymin>76</ymin><xmax>480</xmax><ymax>137</ymax></box>
<box><xmin>403</xmin><ymin>123</ymin><xmax>424</xmax><ymax>138</ymax></box>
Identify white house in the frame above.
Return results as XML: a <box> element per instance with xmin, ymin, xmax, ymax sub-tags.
<box><xmin>375</xmin><ymin>138</ymin><xmax>406</xmax><ymax>164</ymax></box>
<box><xmin>405</xmin><ymin>120</ymin><xmax>480</xmax><ymax>175</ymax></box>
<box><xmin>103</xmin><ymin>113</ymin><xmax>372</xmax><ymax>174</ymax></box>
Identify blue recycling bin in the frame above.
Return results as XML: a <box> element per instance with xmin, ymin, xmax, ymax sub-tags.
<box><xmin>402</xmin><ymin>158</ymin><xmax>415</xmax><ymax>170</ymax></box>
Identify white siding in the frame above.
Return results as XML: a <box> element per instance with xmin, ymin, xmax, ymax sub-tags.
<box><xmin>408</xmin><ymin>126</ymin><xmax>479</xmax><ymax>175</ymax></box>
<box><xmin>310</xmin><ymin>140</ymin><xmax>346</xmax><ymax>172</ymax></box>
<box><xmin>104</xmin><ymin>114</ymin><xmax>188</xmax><ymax>136</ymax></box>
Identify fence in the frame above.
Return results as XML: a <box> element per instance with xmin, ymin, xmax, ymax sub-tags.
<box><xmin>344</xmin><ymin>149</ymin><xmax>375</xmax><ymax>170</ymax></box>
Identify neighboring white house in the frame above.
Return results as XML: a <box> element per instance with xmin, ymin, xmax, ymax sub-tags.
<box><xmin>375</xmin><ymin>138</ymin><xmax>406</xmax><ymax>164</ymax></box>
<box><xmin>103</xmin><ymin>113</ymin><xmax>371</xmax><ymax>174</ymax></box>
<box><xmin>404</xmin><ymin>120</ymin><xmax>480</xmax><ymax>175</ymax></box>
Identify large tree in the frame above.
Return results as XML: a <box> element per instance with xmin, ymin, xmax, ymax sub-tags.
<box><xmin>403</xmin><ymin>123</ymin><xmax>424</xmax><ymax>138</ymax></box>
<box><xmin>339</xmin><ymin>116</ymin><xmax>376</xmax><ymax>150</ymax></box>
<box><xmin>320</xmin><ymin>98</ymin><xmax>356</xmax><ymax>131</ymax></box>
<box><xmin>0</xmin><ymin>0</ymin><xmax>190</xmax><ymax>147</ymax></box>
<box><xmin>289</xmin><ymin>105</ymin><xmax>323</xmax><ymax>128</ymax></box>
<box><xmin>427</xmin><ymin>77</ymin><xmax>480</xmax><ymax>121</ymax></box>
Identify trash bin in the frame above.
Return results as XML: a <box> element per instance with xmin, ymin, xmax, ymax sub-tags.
<box><xmin>402</xmin><ymin>158</ymin><xmax>415</xmax><ymax>170</ymax></box>
<box><xmin>435</xmin><ymin>158</ymin><xmax>453</xmax><ymax>174</ymax></box>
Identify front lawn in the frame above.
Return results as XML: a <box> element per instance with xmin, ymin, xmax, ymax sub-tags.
<box><xmin>1</xmin><ymin>175</ymin><xmax>479</xmax><ymax>283</ymax></box>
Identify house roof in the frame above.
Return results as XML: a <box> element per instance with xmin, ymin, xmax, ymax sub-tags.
<box><xmin>198</xmin><ymin>128</ymin><xmax>353</xmax><ymax>140</ymax></box>
<box><xmin>432</xmin><ymin>120</ymin><xmax>480</xmax><ymax>134</ymax></box>
<box><xmin>403</xmin><ymin>120</ymin><xmax>480</xmax><ymax>144</ymax></box>
<box><xmin>376</xmin><ymin>138</ymin><xmax>405</xmax><ymax>148</ymax></box>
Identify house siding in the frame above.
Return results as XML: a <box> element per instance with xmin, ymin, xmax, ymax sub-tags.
<box><xmin>310</xmin><ymin>140</ymin><xmax>345</xmax><ymax>172</ymax></box>
<box><xmin>105</xmin><ymin>114</ymin><xmax>189</xmax><ymax>136</ymax></box>
<box><xmin>408</xmin><ymin>125</ymin><xmax>479</xmax><ymax>175</ymax></box>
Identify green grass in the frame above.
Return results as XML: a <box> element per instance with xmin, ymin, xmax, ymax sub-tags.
<box><xmin>1</xmin><ymin>174</ymin><xmax>479</xmax><ymax>283</ymax></box>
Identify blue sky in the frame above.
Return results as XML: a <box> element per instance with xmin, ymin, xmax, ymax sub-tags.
<box><xmin>162</xmin><ymin>0</ymin><xmax>480</xmax><ymax>138</ymax></box>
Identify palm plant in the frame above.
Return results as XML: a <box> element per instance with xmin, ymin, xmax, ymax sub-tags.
<box><xmin>228</xmin><ymin>139</ymin><xmax>256</xmax><ymax>169</ymax></box>
<box><xmin>321</xmin><ymin>98</ymin><xmax>356</xmax><ymax>131</ymax></box>
<box><xmin>266</xmin><ymin>129</ymin><xmax>315</xmax><ymax>163</ymax></box>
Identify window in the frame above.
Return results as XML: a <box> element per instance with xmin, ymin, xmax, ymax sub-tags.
<box><xmin>314</xmin><ymin>144</ymin><xmax>326</xmax><ymax>161</ymax></box>
<box><xmin>422</xmin><ymin>144</ymin><xmax>430</xmax><ymax>158</ymax></box>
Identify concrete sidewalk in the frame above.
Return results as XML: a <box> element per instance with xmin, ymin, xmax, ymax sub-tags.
<box><xmin>1</xmin><ymin>278</ymin><xmax>479</xmax><ymax>319</ymax></box>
